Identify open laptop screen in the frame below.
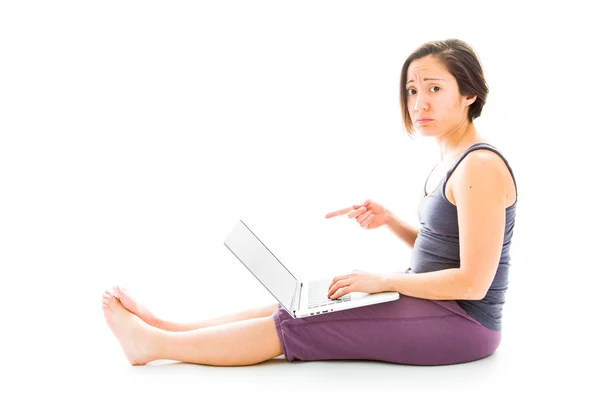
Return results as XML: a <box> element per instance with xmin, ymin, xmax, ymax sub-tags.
<box><xmin>224</xmin><ymin>220</ymin><xmax>297</xmax><ymax>311</ymax></box>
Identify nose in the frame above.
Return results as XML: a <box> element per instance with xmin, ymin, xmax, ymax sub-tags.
<box><xmin>413</xmin><ymin>94</ymin><xmax>429</xmax><ymax>112</ymax></box>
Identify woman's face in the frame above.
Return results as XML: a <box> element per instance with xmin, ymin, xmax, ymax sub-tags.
<box><xmin>405</xmin><ymin>55</ymin><xmax>475</xmax><ymax>137</ymax></box>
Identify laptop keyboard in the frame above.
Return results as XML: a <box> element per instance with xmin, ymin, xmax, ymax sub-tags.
<box><xmin>307</xmin><ymin>279</ymin><xmax>351</xmax><ymax>309</ymax></box>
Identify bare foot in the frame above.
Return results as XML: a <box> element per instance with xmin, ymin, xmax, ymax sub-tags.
<box><xmin>102</xmin><ymin>290</ymin><xmax>158</xmax><ymax>365</ymax></box>
<box><xmin>112</xmin><ymin>286</ymin><xmax>161</xmax><ymax>329</ymax></box>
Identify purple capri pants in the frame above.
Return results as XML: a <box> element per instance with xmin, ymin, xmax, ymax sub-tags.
<box><xmin>271</xmin><ymin>294</ymin><xmax>501</xmax><ymax>366</ymax></box>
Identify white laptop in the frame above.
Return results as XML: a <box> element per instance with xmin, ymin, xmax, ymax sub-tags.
<box><xmin>224</xmin><ymin>220</ymin><xmax>399</xmax><ymax>319</ymax></box>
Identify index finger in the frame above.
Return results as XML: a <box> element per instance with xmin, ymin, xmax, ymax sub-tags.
<box><xmin>328</xmin><ymin>274</ymin><xmax>350</xmax><ymax>290</ymax></box>
<box><xmin>325</xmin><ymin>206</ymin><xmax>354</xmax><ymax>219</ymax></box>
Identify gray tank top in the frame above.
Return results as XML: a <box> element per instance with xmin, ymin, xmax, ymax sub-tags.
<box><xmin>410</xmin><ymin>143</ymin><xmax>518</xmax><ymax>331</ymax></box>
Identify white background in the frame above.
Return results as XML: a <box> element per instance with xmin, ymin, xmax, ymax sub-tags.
<box><xmin>1</xmin><ymin>0</ymin><xmax>598</xmax><ymax>398</ymax></box>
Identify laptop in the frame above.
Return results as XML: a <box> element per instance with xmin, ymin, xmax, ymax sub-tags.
<box><xmin>224</xmin><ymin>220</ymin><xmax>400</xmax><ymax>318</ymax></box>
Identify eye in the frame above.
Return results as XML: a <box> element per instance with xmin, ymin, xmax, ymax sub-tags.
<box><xmin>406</xmin><ymin>86</ymin><xmax>440</xmax><ymax>95</ymax></box>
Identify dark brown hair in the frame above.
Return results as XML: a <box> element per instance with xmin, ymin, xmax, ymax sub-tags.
<box><xmin>400</xmin><ymin>39</ymin><xmax>488</xmax><ymax>136</ymax></box>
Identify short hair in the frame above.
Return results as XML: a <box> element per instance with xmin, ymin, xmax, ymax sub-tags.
<box><xmin>400</xmin><ymin>39</ymin><xmax>489</xmax><ymax>136</ymax></box>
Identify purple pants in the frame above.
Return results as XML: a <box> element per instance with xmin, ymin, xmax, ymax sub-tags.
<box><xmin>272</xmin><ymin>294</ymin><xmax>501</xmax><ymax>366</ymax></box>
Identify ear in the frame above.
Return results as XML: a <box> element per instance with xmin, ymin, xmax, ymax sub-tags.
<box><xmin>464</xmin><ymin>94</ymin><xmax>477</xmax><ymax>106</ymax></box>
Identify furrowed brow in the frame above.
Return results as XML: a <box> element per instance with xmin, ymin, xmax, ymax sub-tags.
<box><xmin>406</xmin><ymin>77</ymin><xmax>445</xmax><ymax>86</ymax></box>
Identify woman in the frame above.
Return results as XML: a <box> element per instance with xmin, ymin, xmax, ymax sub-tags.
<box><xmin>102</xmin><ymin>38</ymin><xmax>518</xmax><ymax>366</ymax></box>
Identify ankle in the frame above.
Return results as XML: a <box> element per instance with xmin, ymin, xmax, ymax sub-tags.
<box><xmin>137</xmin><ymin>326</ymin><xmax>164</xmax><ymax>364</ymax></box>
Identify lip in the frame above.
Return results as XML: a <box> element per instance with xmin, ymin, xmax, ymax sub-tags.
<box><xmin>416</xmin><ymin>118</ymin><xmax>433</xmax><ymax>124</ymax></box>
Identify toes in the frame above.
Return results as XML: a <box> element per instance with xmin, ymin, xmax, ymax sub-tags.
<box><xmin>103</xmin><ymin>291</ymin><xmax>115</xmax><ymax>301</ymax></box>
<box><xmin>101</xmin><ymin>291</ymin><xmax>122</xmax><ymax>309</ymax></box>
<box><xmin>102</xmin><ymin>287</ymin><xmax>133</xmax><ymax>315</ymax></box>
<box><xmin>115</xmin><ymin>286</ymin><xmax>128</xmax><ymax>297</ymax></box>
<box><xmin>116</xmin><ymin>287</ymin><xmax>132</xmax><ymax>303</ymax></box>
<box><xmin>102</xmin><ymin>295</ymin><xmax>114</xmax><ymax>308</ymax></box>
<box><xmin>104</xmin><ymin>287</ymin><xmax>122</xmax><ymax>299</ymax></box>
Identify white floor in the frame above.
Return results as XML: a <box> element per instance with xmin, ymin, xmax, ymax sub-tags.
<box><xmin>8</xmin><ymin>329</ymin><xmax>592</xmax><ymax>399</ymax></box>
<box><xmin>5</xmin><ymin>267</ymin><xmax>594</xmax><ymax>400</ymax></box>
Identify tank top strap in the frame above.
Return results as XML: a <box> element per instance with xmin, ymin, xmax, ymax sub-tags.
<box><xmin>444</xmin><ymin>143</ymin><xmax>518</xmax><ymax>198</ymax></box>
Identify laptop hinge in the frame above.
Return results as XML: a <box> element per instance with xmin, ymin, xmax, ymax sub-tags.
<box><xmin>293</xmin><ymin>282</ymin><xmax>302</xmax><ymax>317</ymax></box>
<box><xmin>298</xmin><ymin>282</ymin><xmax>302</xmax><ymax>310</ymax></box>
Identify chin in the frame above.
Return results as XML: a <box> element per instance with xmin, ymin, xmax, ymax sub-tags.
<box><xmin>416</xmin><ymin>128</ymin><xmax>440</xmax><ymax>137</ymax></box>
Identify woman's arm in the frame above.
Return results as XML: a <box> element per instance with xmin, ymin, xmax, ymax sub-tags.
<box><xmin>383</xmin><ymin>151</ymin><xmax>509</xmax><ymax>301</ymax></box>
<box><xmin>384</xmin><ymin>209</ymin><xmax>420</xmax><ymax>249</ymax></box>
<box><xmin>381</xmin><ymin>268</ymin><xmax>480</xmax><ymax>300</ymax></box>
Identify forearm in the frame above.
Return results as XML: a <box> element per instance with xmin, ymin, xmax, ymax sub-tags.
<box><xmin>381</xmin><ymin>268</ymin><xmax>481</xmax><ymax>301</ymax></box>
<box><xmin>384</xmin><ymin>209</ymin><xmax>420</xmax><ymax>248</ymax></box>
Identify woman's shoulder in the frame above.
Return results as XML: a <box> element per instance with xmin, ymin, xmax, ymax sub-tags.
<box><xmin>446</xmin><ymin>146</ymin><xmax>517</xmax><ymax>208</ymax></box>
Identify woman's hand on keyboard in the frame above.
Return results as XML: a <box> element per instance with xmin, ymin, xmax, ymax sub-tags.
<box><xmin>325</xmin><ymin>199</ymin><xmax>389</xmax><ymax>230</ymax></box>
<box><xmin>327</xmin><ymin>269</ymin><xmax>386</xmax><ymax>300</ymax></box>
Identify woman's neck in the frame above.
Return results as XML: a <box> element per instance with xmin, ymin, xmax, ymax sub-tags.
<box><xmin>437</xmin><ymin>123</ymin><xmax>483</xmax><ymax>164</ymax></box>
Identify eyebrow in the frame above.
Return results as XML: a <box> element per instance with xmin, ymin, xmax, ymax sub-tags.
<box><xmin>406</xmin><ymin>77</ymin><xmax>445</xmax><ymax>85</ymax></box>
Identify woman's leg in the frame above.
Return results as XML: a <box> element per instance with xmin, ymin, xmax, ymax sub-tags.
<box><xmin>112</xmin><ymin>286</ymin><xmax>279</xmax><ymax>332</ymax></box>
<box><xmin>157</xmin><ymin>304</ymin><xmax>281</xmax><ymax>332</ymax></box>
<box><xmin>102</xmin><ymin>291</ymin><xmax>284</xmax><ymax>366</ymax></box>
<box><xmin>272</xmin><ymin>295</ymin><xmax>500</xmax><ymax>365</ymax></box>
